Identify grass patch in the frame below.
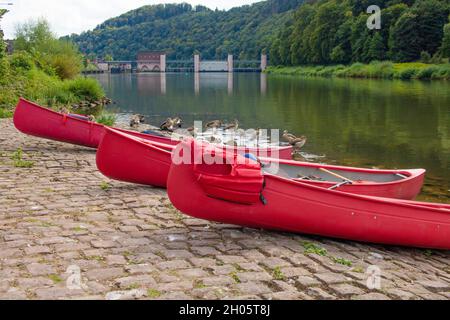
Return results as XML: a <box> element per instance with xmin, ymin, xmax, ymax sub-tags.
<box><xmin>126</xmin><ymin>283</ymin><xmax>140</xmax><ymax>290</ymax></box>
<box><xmin>424</xmin><ymin>250</ymin><xmax>435</xmax><ymax>257</ymax></box>
<box><xmin>96</xmin><ymin>111</ymin><xmax>116</xmax><ymax>126</ymax></box>
<box><xmin>266</xmin><ymin>62</ymin><xmax>450</xmax><ymax>80</ymax></box>
<box><xmin>147</xmin><ymin>289</ymin><xmax>162</xmax><ymax>299</ymax></box>
<box><xmin>272</xmin><ymin>267</ymin><xmax>286</xmax><ymax>281</ymax></box>
<box><xmin>303</xmin><ymin>241</ymin><xmax>328</xmax><ymax>256</ymax></box>
<box><xmin>230</xmin><ymin>271</ymin><xmax>241</xmax><ymax>284</ymax></box>
<box><xmin>87</xmin><ymin>255</ymin><xmax>105</xmax><ymax>262</ymax></box>
<box><xmin>0</xmin><ymin>108</ymin><xmax>13</xmax><ymax>118</ymax></box>
<box><xmin>100</xmin><ymin>181</ymin><xmax>111</xmax><ymax>191</ymax></box>
<box><xmin>332</xmin><ymin>257</ymin><xmax>353</xmax><ymax>267</ymax></box>
<box><xmin>351</xmin><ymin>266</ymin><xmax>365</xmax><ymax>273</ymax></box>
<box><xmin>48</xmin><ymin>274</ymin><xmax>63</xmax><ymax>284</ymax></box>
<box><xmin>194</xmin><ymin>280</ymin><xmax>207</xmax><ymax>289</ymax></box>
<box><xmin>11</xmin><ymin>148</ymin><xmax>34</xmax><ymax>168</ymax></box>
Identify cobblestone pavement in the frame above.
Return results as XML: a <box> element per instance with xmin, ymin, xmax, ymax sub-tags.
<box><xmin>1</xmin><ymin>119</ymin><xmax>449</xmax><ymax>300</ymax></box>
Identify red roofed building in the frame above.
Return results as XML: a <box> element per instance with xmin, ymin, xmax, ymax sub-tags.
<box><xmin>137</xmin><ymin>51</ymin><xmax>166</xmax><ymax>72</ymax></box>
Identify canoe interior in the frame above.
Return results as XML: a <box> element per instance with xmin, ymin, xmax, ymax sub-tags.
<box><xmin>263</xmin><ymin>163</ymin><xmax>405</xmax><ymax>183</ymax></box>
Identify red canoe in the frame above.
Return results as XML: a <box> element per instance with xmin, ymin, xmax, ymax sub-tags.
<box><xmin>97</xmin><ymin>128</ymin><xmax>425</xmax><ymax>200</ymax></box>
<box><xmin>167</xmin><ymin>140</ymin><xmax>450</xmax><ymax>249</ymax></box>
<box><xmin>13</xmin><ymin>98</ymin><xmax>293</xmax><ymax>159</ymax></box>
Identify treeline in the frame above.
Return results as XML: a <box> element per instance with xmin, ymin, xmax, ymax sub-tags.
<box><xmin>69</xmin><ymin>0</ymin><xmax>304</xmax><ymax>61</ymax></box>
<box><xmin>0</xmin><ymin>15</ymin><xmax>104</xmax><ymax>117</ymax></box>
<box><xmin>270</xmin><ymin>0</ymin><xmax>450</xmax><ymax>65</ymax></box>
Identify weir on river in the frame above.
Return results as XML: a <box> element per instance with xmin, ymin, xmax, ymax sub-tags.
<box><xmin>85</xmin><ymin>53</ymin><xmax>268</xmax><ymax>74</ymax></box>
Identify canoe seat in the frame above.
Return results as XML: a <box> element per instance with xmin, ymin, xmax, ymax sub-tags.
<box><xmin>194</xmin><ymin>158</ymin><xmax>264</xmax><ymax>205</ymax></box>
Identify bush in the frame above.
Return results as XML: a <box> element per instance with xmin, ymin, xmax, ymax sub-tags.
<box><xmin>9</xmin><ymin>52</ymin><xmax>35</xmax><ymax>72</ymax></box>
<box><xmin>398</xmin><ymin>68</ymin><xmax>419</xmax><ymax>80</ymax></box>
<box><xmin>416</xmin><ymin>66</ymin><xmax>439</xmax><ymax>80</ymax></box>
<box><xmin>0</xmin><ymin>108</ymin><xmax>13</xmax><ymax>118</ymax></box>
<box><xmin>430</xmin><ymin>64</ymin><xmax>450</xmax><ymax>80</ymax></box>
<box><xmin>63</xmin><ymin>77</ymin><xmax>105</xmax><ymax>101</ymax></box>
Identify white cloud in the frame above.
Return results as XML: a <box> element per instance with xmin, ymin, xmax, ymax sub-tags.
<box><xmin>1</xmin><ymin>0</ymin><xmax>261</xmax><ymax>39</ymax></box>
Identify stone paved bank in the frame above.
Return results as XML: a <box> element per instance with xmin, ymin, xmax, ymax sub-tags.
<box><xmin>1</xmin><ymin>119</ymin><xmax>449</xmax><ymax>300</ymax></box>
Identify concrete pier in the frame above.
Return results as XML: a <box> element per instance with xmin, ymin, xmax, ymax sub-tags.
<box><xmin>228</xmin><ymin>54</ymin><xmax>234</xmax><ymax>73</ymax></box>
<box><xmin>194</xmin><ymin>54</ymin><xmax>200</xmax><ymax>73</ymax></box>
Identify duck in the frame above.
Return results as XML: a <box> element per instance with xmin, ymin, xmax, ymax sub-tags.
<box><xmin>130</xmin><ymin>114</ymin><xmax>145</xmax><ymax>128</ymax></box>
<box><xmin>137</xmin><ymin>114</ymin><xmax>146</xmax><ymax>123</ymax></box>
<box><xmin>173</xmin><ymin>117</ymin><xmax>183</xmax><ymax>128</ymax></box>
<box><xmin>187</xmin><ymin>126</ymin><xmax>199</xmax><ymax>136</ymax></box>
<box><xmin>59</xmin><ymin>107</ymin><xmax>70</xmax><ymax>114</ymax></box>
<box><xmin>225</xmin><ymin>119</ymin><xmax>239</xmax><ymax>131</ymax></box>
<box><xmin>205</xmin><ymin>120</ymin><xmax>222</xmax><ymax>129</ymax></box>
<box><xmin>283</xmin><ymin>131</ymin><xmax>307</xmax><ymax>150</ymax></box>
<box><xmin>208</xmin><ymin>135</ymin><xmax>222</xmax><ymax>144</ymax></box>
<box><xmin>160</xmin><ymin>118</ymin><xmax>176</xmax><ymax>132</ymax></box>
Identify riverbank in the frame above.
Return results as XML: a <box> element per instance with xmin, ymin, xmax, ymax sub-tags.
<box><xmin>1</xmin><ymin>118</ymin><xmax>449</xmax><ymax>300</ymax></box>
<box><xmin>266</xmin><ymin>62</ymin><xmax>450</xmax><ymax>80</ymax></box>
<box><xmin>0</xmin><ymin>60</ymin><xmax>106</xmax><ymax>119</ymax></box>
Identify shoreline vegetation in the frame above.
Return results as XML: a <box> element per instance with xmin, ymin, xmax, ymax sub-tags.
<box><xmin>0</xmin><ymin>16</ymin><xmax>109</xmax><ymax>120</ymax></box>
<box><xmin>266</xmin><ymin>62</ymin><xmax>450</xmax><ymax>80</ymax></box>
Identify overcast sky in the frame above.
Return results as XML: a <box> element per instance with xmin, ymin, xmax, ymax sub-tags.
<box><xmin>1</xmin><ymin>0</ymin><xmax>261</xmax><ymax>39</ymax></box>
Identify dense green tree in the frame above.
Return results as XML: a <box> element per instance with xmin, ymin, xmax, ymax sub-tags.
<box><xmin>367</xmin><ymin>32</ymin><xmax>387</xmax><ymax>61</ymax></box>
<box><xmin>411</xmin><ymin>0</ymin><xmax>449</xmax><ymax>56</ymax></box>
<box><xmin>442</xmin><ymin>19</ymin><xmax>450</xmax><ymax>58</ymax></box>
<box><xmin>71</xmin><ymin>1</ymin><xmax>304</xmax><ymax>60</ymax></box>
<box><xmin>289</xmin><ymin>4</ymin><xmax>317</xmax><ymax>65</ymax></box>
<box><xmin>389</xmin><ymin>12</ymin><xmax>422</xmax><ymax>61</ymax></box>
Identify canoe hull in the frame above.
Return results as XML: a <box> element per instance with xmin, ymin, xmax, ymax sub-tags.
<box><xmin>167</xmin><ymin>142</ymin><xmax>450</xmax><ymax>249</ymax></box>
<box><xmin>14</xmin><ymin>98</ymin><xmax>104</xmax><ymax>148</ymax></box>
<box><xmin>97</xmin><ymin>128</ymin><xmax>172</xmax><ymax>188</ymax></box>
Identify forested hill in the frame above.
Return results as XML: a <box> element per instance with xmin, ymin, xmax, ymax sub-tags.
<box><xmin>270</xmin><ymin>0</ymin><xmax>450</xmax><ymax>65</ymax></box>
<box><xmin>69</xmin><ymin>0</ymin><xmax>304</xmax><ymax>61</ymax></box>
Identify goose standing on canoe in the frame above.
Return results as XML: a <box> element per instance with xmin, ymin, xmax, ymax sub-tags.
<box><xmin>283</xmin><ymin>130</ymin><xmax>307</xmax><ymax>150</ymax></box>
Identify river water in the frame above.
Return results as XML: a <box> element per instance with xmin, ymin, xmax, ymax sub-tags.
<box><xmin>94</xmin><ymin>73</ymin><xmax>450</xmax><ymax>203</ymax></box>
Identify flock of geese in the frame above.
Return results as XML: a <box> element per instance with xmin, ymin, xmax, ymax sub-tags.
<box><xmin>129</xmin><ymin>114</ymin><xmax>307</xmax><ymax>151</ymax></box>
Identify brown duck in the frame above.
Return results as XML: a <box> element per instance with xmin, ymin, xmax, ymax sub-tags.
<box><xmin>205</xmin><ymin>120</ymin><xmax>222</xmax><ymax>129</ymax></box>
<box><xmin>282</xmin><ymin>130</ymin><xmax>307</xmax><ymax>149</ymax></box>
